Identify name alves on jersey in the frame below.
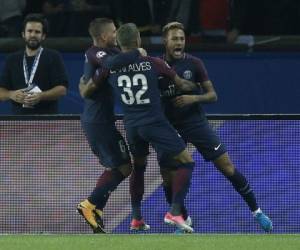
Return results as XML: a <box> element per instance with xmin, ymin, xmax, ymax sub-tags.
<box><xmin>110</xmin><ymin>61</ymin><xmax>151</xmax><ymax>74</ymax></box>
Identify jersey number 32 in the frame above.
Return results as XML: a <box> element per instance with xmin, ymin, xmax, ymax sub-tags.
<box><xmin>117</xmin><ymin>74</ymin><xmax>150</xmax><ymax>105</ymax></box>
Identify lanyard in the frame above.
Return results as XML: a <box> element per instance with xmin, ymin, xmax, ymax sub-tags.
<box><xmin>23</xmin><ymin>47</ymin><xmax>43</xmax><ymax>86</ymax></box>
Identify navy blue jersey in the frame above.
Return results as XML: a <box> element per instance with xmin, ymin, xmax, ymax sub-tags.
<box><xmin>104</xmin><ymin>56</ymin><xmax>176</xmax><ymax>127</ymax></box>
<box><xmin>160</xmin><ymin>53</ymin><xmax>209</xmax><ymax>123</ymax></box>
<box><xmin>81</xmin><ymin>46</ymin><xmax>119</xmax><ymax>123</ymax></box>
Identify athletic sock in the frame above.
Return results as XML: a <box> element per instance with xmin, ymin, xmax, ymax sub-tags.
<box><xmin>88</xmin><ymin>169</ymin><xmax>125</xmax><ymax>207</ymax></box>
<box><xmin>130</xmin><ymin>164</ymin><xmax>146</xmax><ymax>220</ymax></box>
<box><xmin>226</xmin><ymin>169</ymin><xmax>258</xmax><ymax>212</ymax></box>
<box><xmin>170</xmin><ymin>163</ymin><xmax>194</xmax><ymax>216</ymax></box>
<box><xmin>162</xmin><ymin>172</ymin><xmax>188</xmax><ymax>220</ymax></box>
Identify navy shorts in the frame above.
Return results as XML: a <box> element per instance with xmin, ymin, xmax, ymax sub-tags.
<box><xmin>125</xmin><ymin>120</ymin><xmax>186</xmax><ymax>160</ymax></box>
<box><xmin>159</xmin><ymin>118</ymin><xmax>226</xmax><ymax>166</ymax></box>
<box><xmin>81</xmin><ymin>121</ymin><xmax>130</xmax><ymax>168</ymax></box>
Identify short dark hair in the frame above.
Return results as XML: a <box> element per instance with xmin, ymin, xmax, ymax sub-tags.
<box><xmin>162</xmin><ymin>22</ymin><xmax>185</xmax><ymax>38</ymax></box>
<box><xmin>22</xmin><ymin>13</ymin><xmax>49</xmax><ymax>34</ymax></box>
<box><xmin>117</xmin><ymin>23</ymin><xmax>139</xmax><ymax>48</ymax></box>
<box><xmin>88</xmin><ymin>18</ymin><xmax>114</xmax><ymax>38</ymax></box>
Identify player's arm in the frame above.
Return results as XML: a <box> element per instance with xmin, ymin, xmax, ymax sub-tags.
<box><xmin>173</xmin><ymin>57</ymin><xmax>217</xmax><ymax>107</ymax></box>
<box><xmin>102</xmin><ymin>48</ymin><xmax>147</xmax><ymax>70</ymax></box>
<box><xmin>78</xmin><ymin>76</ymin><xmax>98</xmax><ymax>98</ymax></box>
<box><xmin>80</xmin><ymin>49</ymin><xmax>104</xmax><ymax>98</ymax></box>
<box><xmin>79</xmin><ymin>66</ymin><xmax>109</xmax><ymax>98</ymax></box>
<box><xmin>173</xmin><ymin>80</ymin><xmax>218</xmax><ymax>107</ymax></box>
<box><xmin>79</xmin><ymin>49</ymin><xmax>142</xmax><ymax>97</ymax></box>
<box><xmin>79</xmin><ymin>51</ymin><xmax>104</xmax><ymax>97</ymax></box>
<box><xmin>153</xmin><ymin>57</ymin><xmax>198</xmax><ymax>92</ymax></box>
<box><xmin>173</xmin><ymin>74</ymin><xmax>199</xmax><ymax>92</ymax></box>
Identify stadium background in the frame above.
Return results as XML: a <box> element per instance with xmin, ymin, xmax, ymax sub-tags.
<box><xmin>0</xmin><ymin>20</ymin><xmax>299</xmax><ymax>234</ymax></box>
<box><xmin>0</xmin><ymin>51</ymin><xmax>299</xmax><ymax>115</ymax></box>
<box><xmin>0</xmin><ymin>115</ymin><xmax>299</xmax><ymax>233</ymax></box>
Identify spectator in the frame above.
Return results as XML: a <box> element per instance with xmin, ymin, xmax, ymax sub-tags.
<box><xmin>67</xmin><ymin>0</ymin><xmax>110</xmax><ymax>36</ymax></box>
<box><xmin>227</xmin><ymin>0</ymin><xmax>300</xmax><ymax>44</ymax></box>
<box><xmin>42</xmin><ymin>0</ymin><xmax>70</xmax><ymax>36</ymax></box>
<box><xmin>24</xmin><ymin>0</ymin><xmax>44</xmax><ymax>14</ymax></box>
<box><xmin>0</xmin><ymin>0</ymin><xmax>26</xmax><ymax>37</ymax></box>
<box><xmin>198</xmin><ymin>0</ymin><xmax>228</xmax><ymax>37</ymax></box>
<box><xmin>167</xmin><ymin>0</ymin><xmax>193</xmax><ymax>31</ymax></box>
<box><xmin>0</xmin><ymin>14</ymin><xmax>68</xmax><ymax>115</ymax></box>
<box><xmin>42</xmin><ymin>0</ymin><xmax>69</xmax><ymax>14</ymax></box>
<box><xmin>121</xmin><ymin>0</ymin><xmax>154</xmax><ymax>35</ymax></box>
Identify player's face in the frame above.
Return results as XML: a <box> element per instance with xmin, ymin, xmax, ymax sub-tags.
<box><xmin>165</xmin><ymin>28</ymin><xmax>185</xmax><ymax>60</ymax></box>
<box><xmin>103</xmin><ymin>23</ymin><xmax>117</xmax><ymax>47</ymax></box>
<box><xmin>22</xmin><ymin>22</ymin><xmax>45</xmax><ymax>50</ymax></box>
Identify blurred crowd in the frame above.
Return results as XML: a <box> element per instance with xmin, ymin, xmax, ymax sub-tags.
<box><xmin>1</xmin><ymin>0</ymin><xmax>300</xmax><ymax>43</ymax></box>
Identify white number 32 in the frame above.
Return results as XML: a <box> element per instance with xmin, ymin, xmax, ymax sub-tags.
<box><xmin>117</xmin><ymin>74</ymin><xmax>150</xmax><ymax>105</ymax></box>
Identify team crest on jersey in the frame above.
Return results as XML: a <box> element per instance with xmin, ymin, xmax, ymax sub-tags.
<box><xmin>96</xmin><ymin>51</ymin><xmax>106</xmax><ymax>58</ymax></box>
<box><xmin>183</xmin><ymin>70</ymin><xmax>192</xmax><ymax>79</ymax></box>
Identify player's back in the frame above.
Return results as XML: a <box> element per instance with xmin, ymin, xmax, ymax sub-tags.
<box><xmin>81</xmin><ymin>46</ymin><xmax>119</xmax><ymax>124</ymax></box>
<box><xmin>108</xmin><ymin>56</ymin><xmax>175</xmax><ymax>127</ymax></box>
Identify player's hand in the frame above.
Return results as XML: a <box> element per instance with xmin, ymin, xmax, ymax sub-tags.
<box><xmin>79</xmin><ymin>75</ymin><xmax>87</xmax><ymax>85</ymax></box>
<box><xmin>9</xmin><ymin>89</ymin><xmax>27</xmax><ymax>104</ymax></box>
<box><xmin>137</xmin><ymin>48</ymin><xmax>147</xmax><ymax>57</ymax></box>
<box><xmin>79</xmin><ymin>76</ymin><xmax>89</xmax><ymax>94</ymax></box>
<box><xmin>173</xmin><ymin>95</ymin><xmax>197</xmax><ymax>107</ymax></box>
<box><xmin>24</xmin><ymin>92</ymin><xmax>42</xmax><ymax>106</ymax></box>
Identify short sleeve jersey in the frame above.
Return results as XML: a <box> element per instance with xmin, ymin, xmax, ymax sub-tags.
<box><xmin>160</xmin><ymin>53</ymin><xmax>210</xmax><ymax>123</ymax></box>
<box><xmin>81</xmin><ymin>46</ymin><xmax>120</xmax><ymax>123</ymax></box>
<box><xmin>106</xmin><ymin>56</ymin><xmax>176</xmax><ymax>127</ymax></box>
<box><xmin>0</xmin><ymin>48</ymin><xmax>68</xmax><ymax>114</ymax></box>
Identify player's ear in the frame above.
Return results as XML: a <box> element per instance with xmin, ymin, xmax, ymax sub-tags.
<box><xmin>162</xmin><ymin>36</ymin><xmax>167</xmax><ymax>45</ymax></box>
<box><xmin>99</xmin><ymin>33</ymin><xmax>106</xmax><ymax>42</ymax></box>
<box><xmin>136</xmin><ymin>35</ymin><xmax>141</xmax><ymax>47</ymax></box>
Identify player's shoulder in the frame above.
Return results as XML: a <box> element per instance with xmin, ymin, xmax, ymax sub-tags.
<box><xmin>184</xmin><ymin>53</ymin><xmax>204</xmax><ymax>64</ymax></box>
<box><xmin>86</xmin><ymin>45</ymin><xmax>108</xmax><ymax>56</ymax></box>
<box><xmin>145</xmin><ymin>56</ymin><xmax>170</xmax><ymax>67</ymax></box>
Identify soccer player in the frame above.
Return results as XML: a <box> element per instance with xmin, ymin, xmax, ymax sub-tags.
<box><xmin>104</xmin><ymin>21</ymin><xmax>273</xmax><ymax>233</ymax></box>
<box><xmin>158</xmin><ymin>21</ymin><xmax>273</xmax><ymax>233</ymax></box>
<box><xmin>77</xmin><ymin>18</ymin><xmax>144</xmax><ymax>233</ymax></box>
<box><xmin>92</xmin><ymin>23</ymin><xmax>201</xmax><ymax>233</ymax></box>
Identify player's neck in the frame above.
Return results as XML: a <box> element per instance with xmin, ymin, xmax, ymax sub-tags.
<box><xmin>121</xmin><ymin>46</ymin><xmax>136</xmax><ymax>53</ymax></box>
<box><xmin>165</xmin><ymin>53</ymin><xmax>174</xmax><ymax>62</ymax></box>
<box><xmin>25</xmin><ymin>46</ymin><xmax>41</xmax><ymax>57</ymax></box>
<box><xmin>165</xmin><ymin>53</ymin><xmax>183</xmax><ymax>62</ymax></box>
<box><xmin>94</xmin><ymin>40</ymin><xmax>107</xmax><ymax>49</ymax></box>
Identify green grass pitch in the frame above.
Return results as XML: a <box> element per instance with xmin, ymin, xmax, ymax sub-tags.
<box><xmin>0</xmin><ymin>234</ymin><xmax>299</xmax><ymax>250</ymax></box>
